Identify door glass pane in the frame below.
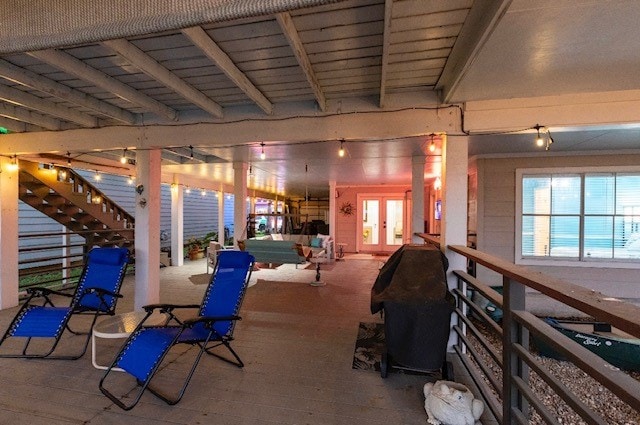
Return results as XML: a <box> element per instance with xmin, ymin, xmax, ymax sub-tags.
<box><xmin>362</xmin><ymin>200</ymin><xmax>379</xmax><ymax>245</ymax></box>
<box><xmin>385</xmin><ymin>200</ymin><xmax>403</xmax><ymax>245</ymax></box>
<box><xmin>550</xmin><ymin>216</ymin><xmax>580</xmax><ymax>257</ymax></box>
<box><xmin>585</xmin><ymin>174</ymin><xmax>614</xmax><ymax>214</ymax></box>
<box><xmin>584</xmin><ymin>216</ymin><xmax>613</xmax><ymax>259</ymax></box>
<box><xmin>522</xmin><ymin>215</ymin><xmax>550</xmax><ymax>256</ymax></box>
<box><xmin>551</xmin><ymin>175</ymin><xmax>581</xmax><ymax>214</ymax></box>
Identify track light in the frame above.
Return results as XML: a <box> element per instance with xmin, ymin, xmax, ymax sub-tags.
<box><xmin>339</xmin><ymin>139</ymin><xmax>345</xmax><ymax>158</ymax></box>
<box><xmin>186</xmin><ymin>187</ymin><xmax>191</xmax><ymax>194</ymax></box>
<box><xmin>127</xmin><ymin>175</ymin><xmax>135</xmax><ymax>185</ymax></box>
<box><xmin>429</xmin><ymin>134</ymin><xmax>436</xmax><ymax>152</ymax></box>
<box><xmin>260</xmin><ymin>142</ymin><xmax>266</xmax><ymax>160</ymax></box>
<box><xmin>94</xmin><ymin>170</ymin><xmax>101</xmax><ymax>181</ymax></box>
<box><xmin>120</xmin><ymin>148</ymin><xmax>127</xmax><ymax>164</ymax></box>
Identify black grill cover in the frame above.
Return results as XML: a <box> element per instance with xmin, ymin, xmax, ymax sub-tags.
<box><xmin>371</xmin><ymin>244</ymin><xmax>454</xmax><ymax>370</ymax></box>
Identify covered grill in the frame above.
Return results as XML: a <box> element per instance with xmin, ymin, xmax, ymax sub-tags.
<box><xmin>371</xmin><ymin>244</ymin><xmax>454</xmax><ymax>377</ymax></box>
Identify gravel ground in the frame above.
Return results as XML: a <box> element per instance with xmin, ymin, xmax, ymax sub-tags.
<box><xmin>468</xmin><ymin>319</ymin><xmax>640</xmax><ymax>425</ymax></box>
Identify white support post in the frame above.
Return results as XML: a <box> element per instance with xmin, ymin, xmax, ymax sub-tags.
<box><xmin>170</xmin><ymin>177</ymin><xmax>184</xmax><ymax>266</ymax></box>
<box><xmin>233</xmin><ymin>162</ymin><xmax>248</xmax><ymax>246</ymax></box>
<box><xmin>61</xmin><ymin>225</ymin><xmax>71</xmax><ymax>282</ymax></box>
<box><xmin>0</xmin><ymin>157</ymin><xmax>19</xmax><ymax>309</ymax></box>
<box><xmin>411</xmin><ymin>155</ymin><xmax>426</xmax><ymax>243</ymax></box>
<box><xmin>217</xmin><ymin>185</ymin><xmax>225</xmax><ymax>245</ymax></box>
<box><xmin>329</xmin><ymin>180</ymin><xmax>337</xmax><ymax>257</ymax></box>
<box><xmin>134</xmin><ymin>149</ymin><xmax>161</xmax><ymax>310</ymax></box>
<box><xmin>441</xmin><ymin>134</ymin><xmax>469</xmax><ymax>350</ymax></box>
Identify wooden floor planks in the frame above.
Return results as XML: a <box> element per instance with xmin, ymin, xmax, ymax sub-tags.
<box><xmin>0</xmin><ymin>257</ymin><xmax>434</xmax><ymax>424</ymax></box>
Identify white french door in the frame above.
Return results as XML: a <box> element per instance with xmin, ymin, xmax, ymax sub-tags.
<box><xmin>357</xmin><ymin>195</ymin><xmax>406</xmax><ymax>252</ymax></box>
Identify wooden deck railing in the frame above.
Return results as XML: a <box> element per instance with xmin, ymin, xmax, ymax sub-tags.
<box><xmin>446</xmin><ymin>244</ymin><xmax>640</xmax><ymax>424</ymax></box>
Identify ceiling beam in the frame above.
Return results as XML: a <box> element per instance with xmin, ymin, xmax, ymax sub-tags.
<box><xmin>164</xmin><ymin>146</ymin><xmax>219</xmax><ymax>163</ymax></box>
<box><xmin>29</xmin><ymin>49</ymin><xmax>178</xmax><ymax>121</ymax></box>
<box><xmin>103</xmin><ymin>38</ymin><xmax>224</xmax><ymax>119</ymax></box>
<box><xmin>0</xmin><ymin>101</ymin><xmax>61</xmax><ymax>130</ymax></box>
<box><xmin>0</xmin><ymin>115</ymin><xmax>27</xmax><ymax>132</ymax></box>
<box><xmin>0</xmin><ymin>83</ymin><xmax>97</xmax><ymax>127</ymax></box>
<box><xmin>0</xmin><ymin>106</ymin><xmax>457</xmax><ymax>154</ymax></box>
<box><xmin>160</xmin><ymin>149</ymin><xmax>188</xmax><ymax>164</ymax></box>
<box><xmin>437</xmin><ymin>0</ymin><xmax>512</xmax><ymax>104</ymax></box>
<box><xmin>182</xmin><ymin>26</ymin><xmax>273</xmax><ymax>115</ymax></box>
<box><xmin>378</xmin><ymin>0</ymin><xmax>393</xmax><ymax>108</ymax></box>
<box><xmin>276</xmin><ymin>12</ymin><xmax>326</xmax><ymax>112</ymax></box>
<box><xmin>0</xmin><ymin>58</ymin><xmax>137</xmax><ymax>125</ymax></box>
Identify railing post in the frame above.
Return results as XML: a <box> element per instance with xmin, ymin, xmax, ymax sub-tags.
<box><xmin>61</xmin><ymin>225</ymin><xmax>71</xmax><ymax>283</ymax></box>
<box><xmin>457</xmin><ymin>274</ymin><xmax>468</xmax><ymax>354</ymax></box>
<box><xmin>502</xmin><ymin>276</ymin><xmax>529</xmax><ymax>423</ymax></box>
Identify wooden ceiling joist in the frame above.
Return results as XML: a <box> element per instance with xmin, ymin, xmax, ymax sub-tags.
<box><xmin>0</xmin><ymin>101</ymin><xmax>61</xmax><ymax>130</ymax></box>
<box><xmin>28</xmin><ymin>49</ymin><xmax>178</xmax><ymax>121</ymax></box>
<box><xmin>182</xmin><ymin>26</ymin><xmax>273</xmax><ymax>115</ymax></box>
<box><xmin>0</xmin><ymin>58</ymin><xmax>137</xmax><ymax>125</ymax></box>
<box><xmin>0</xmin><ymin>83</ymin><xmax>97</xmax><ymax>127</ymax></box>
<box><xmin>103</xmin><ymin>38</ymin><xmax>224</xmax><ymax>119</ymax></box>
<box><xmin>378</xmin><ymin>0</ymin><xmax>393</xmax><ymax>108</ymax></box>
<box><xmin>276</xmin><ymin>12</ymin><xmax>326</xmax><ymax>112</ymax></box>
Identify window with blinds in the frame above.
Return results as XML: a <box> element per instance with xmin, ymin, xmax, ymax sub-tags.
<box><xmin>520</xmin><ymin>172</ymin><xmax>640</xmax><ymax>261</ymax></box>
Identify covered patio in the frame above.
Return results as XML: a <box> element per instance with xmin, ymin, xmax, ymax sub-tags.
<box><xmin>0</xmin><ymin>255</ymin><xmax>461</xmax><ymax>424</ymax></box>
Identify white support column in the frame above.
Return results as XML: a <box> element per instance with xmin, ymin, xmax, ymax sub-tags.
<box><xmin>170</xmin><ymin>177</ymin><xmax>184</xmax><ymax>266</ymax></box>
<box><xmin>233</xmin><ymin>162</ymin><xmax>248</xmax><ymax>246</ymax></box>
<box><xmin>441</xmin><ymin>134</ymin><xmax>469</xmax><ymax>351</ymax></box>
<box><xmin>0</xmin><ymin>157</ymin><xmax>19</xmax><ymax>309</ymax></box>
<box><xmin>217</xmin><ymin>185</ymin><xmax>225</xmax><ymax>245</ymax></box>
<box><xmin>411</xmin><ymin>155</ymin><xmax>426</xmax><ymax>243</ymax></box>
<box><xmin>134</xmin><ymin>149</ymin><xmax>161</xmax><ymax>310</ymax></box>
<box><xmin>329</xmin><ymin>180</ymin><xmax>337</xmax><ymax>257</ymax></box>
<box><xmin>61</xmin><ymin>225</ymin><xmax>71</xmax><ymax>282</ymax></box>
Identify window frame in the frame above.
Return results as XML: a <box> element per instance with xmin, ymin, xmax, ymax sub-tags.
<box><xmin>515</xmin><ymin>166</ymin><xmax>640</xmax><ymax>269</ymax></box>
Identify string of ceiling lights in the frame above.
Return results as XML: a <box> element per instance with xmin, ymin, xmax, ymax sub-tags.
<box><xmin>0</xmin><ymin>122</ymin><xmax>553</xmax><ymax>177</ymax></box>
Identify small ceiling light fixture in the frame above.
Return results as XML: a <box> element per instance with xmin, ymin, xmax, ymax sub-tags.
<box><xmin>120</xmin><ymin>148</ymin><xmax>127</xmax><ymax>164</ymax></box>
<box><xmin>201</xmin><ymin>189</ymin><xmax>206</xmax><ymax>197</ymax></box>
<box><xmin>189</xmin><ymin>145</ymin><xmax>194</xmax><ymax>159</ymax></box>
<box><xmin>127</xmin><ymin>175</ymin><xmax>135</xmax><ymax>185</ymax></box>
<box><xmin>429</xmin><ymin>134</ymin><xmax>436</xmax><ymax>153</ymax></box>
<box><xmin>185</xmin><ymin>187</ymin><xmax>191</xmax><ymax>194</ymax></box>
<box><xmin>533</xmin><ymin>124</ymin><xmax>555</xmax><ymax>151</ymax></box>
<box><xmin>534</xmin><ymin>124</ymin><xmax>545</xmax><ymax>147</ymax></box>
<box><xmin>66</xmin><ymin>151</ymin><xmax>72</xmax><ymax>166</ymax></box>
<box><xmin>94</xmin><ymin>170</ymin><xmax>101</xmax><ymax>181</ymax></box>
<box><xmin>339</xmin><ymin>139</ymin><xmax>345</xmax><ymax>157</ymax></box>
<box><xmin>7</xmin><ymin>154</ymin><xmax>19</xmax><ymax>172</ymax></box>
<box><xmin>260</xmin><ymin>142</ymin><xmax>266</xmax><ymax>160</ymax></box>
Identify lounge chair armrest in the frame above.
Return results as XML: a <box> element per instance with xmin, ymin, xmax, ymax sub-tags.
<box><xmin>142</xmin><ymin>303</ymin><xmax>200</xmax><ymax>313</ymax></box>
<box><xmin>82</xmin><ymin>287</ymin><xmax>123</xmax><ymax>298</ymax></box>
<box><xmin>26</xmin><ymin>287</ymin><xmax>73</xmax><ymax>298</ymax></box>
<box><xmin>183</xmin><ymin>315</ymin><xmax>241</xmax><ymax>327</ymax></box>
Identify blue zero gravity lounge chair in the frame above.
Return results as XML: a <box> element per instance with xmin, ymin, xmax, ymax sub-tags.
<box><xmin>0</xmin><ymin>247</ymin><xmax>130</xmax><ymax>359</ymax></box>
<box><xmin>99</xmin><ymin>250</ymin><xmax>255</xmax><ymax>410</ymax></box>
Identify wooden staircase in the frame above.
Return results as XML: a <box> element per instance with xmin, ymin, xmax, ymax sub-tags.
<box><xmin>18</xmin><ymin>160</ymin><xmax>134</xmax><ymax>249</ymax></box>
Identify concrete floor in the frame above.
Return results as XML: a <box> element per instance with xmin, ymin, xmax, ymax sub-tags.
<box><xmin>0</xmin><ymin>255</ymin><xmax>460</xmax><ymax>424</ymax></box>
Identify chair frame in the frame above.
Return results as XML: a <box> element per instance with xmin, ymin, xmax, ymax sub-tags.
<box><xmin>0</xmin><ymin>247</ymin><xmax>130</xmax><ymax>360</ymax></box>
<box><xmin>100</xmin><ymin>251</ymin><xmax>254</xmax><ymax>410</ymax></box>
